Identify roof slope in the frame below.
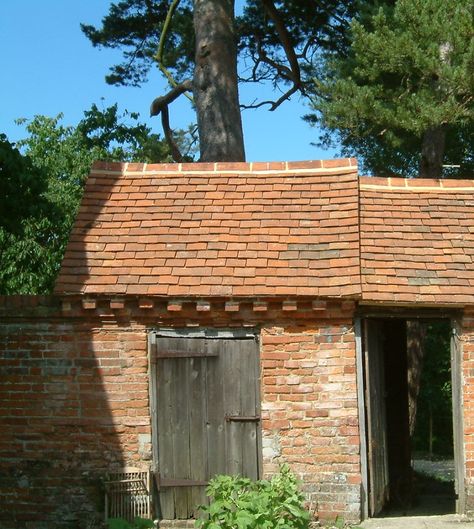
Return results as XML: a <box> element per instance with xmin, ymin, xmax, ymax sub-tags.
<box><xmin>55</xmin><ymin>160</ymin><xmax>360</xmax><ymax>297</ymax></box>
<box><xmin>360</xmin><ymin>177</ymin><xmax>474</xmax><ymax>305</ymax></box>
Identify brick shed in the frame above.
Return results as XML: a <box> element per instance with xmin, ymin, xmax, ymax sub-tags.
<box><xmin>2</xmin><ymin>159</ymin><xmax>474</xmax><ymax>528</ymax></box>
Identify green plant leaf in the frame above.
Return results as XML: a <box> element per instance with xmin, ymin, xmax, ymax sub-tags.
<box><xmin>108</xmin><ymin>518</ymin><xmax>132</xmax><ymax>529</ymax></box>
<box><xmin>133</xmin><ymin>517</ymin><xmax>155</xmax><ymax>529</ymax></box>
<box><xmin>201</xmin><ymin>468</ymin><xmax>310</xmax><ymax>529</ymax></box>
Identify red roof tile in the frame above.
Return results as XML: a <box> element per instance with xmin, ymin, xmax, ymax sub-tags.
<box><xmin>55</xmin><ymin>160</ymin><xmax>360</xmax><ymax>298</ymax></box>
<box><xmin>56</xmin><ymin>163</ymin><xmax>474</xmax><ymax>306</ymax></box>
<box><xmin>360</xmin><ymin>177</ymin><xmax>474</xmax><ymax>305</ymax></box>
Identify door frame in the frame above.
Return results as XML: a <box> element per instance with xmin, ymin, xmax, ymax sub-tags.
<box><xmin>355</xmin><ymin>309</ymin><xmax>465</xmax><ymax>519</ymax></box>
<box><xmin>356</xmin><ymin>318</ymin><xmax>391</xmax><ymax>518</ymax></box>
<box><xmin>451</xmin><ymin>318</ymin><xmax>466</xmax><ymax>514</ymax></box>
<box><xmin>355</xmin><ymin>318</ymin><xmax>369</xmax><ymax>519</ymax></box>
<box><xmin>147</xmin><ymin>327</ymin><xmax>263</xmax><ymax>518</ymax></box>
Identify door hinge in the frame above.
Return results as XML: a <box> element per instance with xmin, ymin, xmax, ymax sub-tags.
<box><xmin>225</xmin><ymin>415</ymin><xmax>260</xmax><ymax>422</ymax></box>
<box><xmin>156</xmin><ymin>475</ymin><xmax>208</xmax><ymax>489</ymax></box>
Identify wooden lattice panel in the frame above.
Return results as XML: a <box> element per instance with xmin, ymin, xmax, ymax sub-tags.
<box><xmin>105</xmin><ymin>468</ymin><xmax>152</xmax><ymax>521</ymax></box>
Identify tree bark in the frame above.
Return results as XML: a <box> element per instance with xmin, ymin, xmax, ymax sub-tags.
<box><xmin>193</xmin><ymin>0</ymin><xmax>245</xmax><ymax>162</ymax></box>
<box><xmin>407</xmin><ymin>321</ymin><xmax>426</xmax><ymax>437</ymax></box>
<box><xmin>419</xmin><ymin>125</ymin><xmax>447</xmax><ymax>179</ymax></box>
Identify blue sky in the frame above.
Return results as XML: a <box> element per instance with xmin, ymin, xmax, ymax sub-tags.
<box><xmin>0</xmin><ymin>1</ymin><xmax>338</xmax><ymax>162</ymax></box>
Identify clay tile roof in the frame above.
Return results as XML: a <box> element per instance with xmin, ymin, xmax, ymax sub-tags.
<box><xmin>360</xmin><ymin>177</ymin><xmax>474</xmax><ymax>305</ymax></box>
<box><xmin>55</xmin><ymin>159</ymin><xmax>361</xmax><ymax>298</ymax></box>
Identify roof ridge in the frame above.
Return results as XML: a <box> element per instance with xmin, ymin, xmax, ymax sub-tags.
<box><xmin>91</xmin><ymin>158</ymin><xmax>357</xmax><ymax>175</ymax></box>
<box><xmin>360</xmin><ymin>175</ymin><xmax>474</xmax><ymax>191</ymax></box>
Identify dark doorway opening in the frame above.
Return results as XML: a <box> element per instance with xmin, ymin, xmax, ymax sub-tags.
<box><xmin>360</xmin><ymin>317</ymin><xmax>462</xmax><ymax>519</ymax></box>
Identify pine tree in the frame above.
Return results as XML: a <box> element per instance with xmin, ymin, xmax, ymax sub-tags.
<box><xmin>81</xmin><ymin>0</ymin><xmax>358</xmax><ymax>162</ymax></box>
<box><xmin>307</xmin><ymin>0</ymin><xmax>474</xmax><ymax>178</ymax></box>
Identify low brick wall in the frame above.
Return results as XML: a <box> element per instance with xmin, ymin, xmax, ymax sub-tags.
<box><xmin>0</xmin><ymin>296</ymin><xmax>361</xmax><ymax>527</ymax></box>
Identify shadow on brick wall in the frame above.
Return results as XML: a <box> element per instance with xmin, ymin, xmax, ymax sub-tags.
<box><xmin>0</xmin><ymin>296</ymin><xmax>128</xmax><ymax>529</ymax></box>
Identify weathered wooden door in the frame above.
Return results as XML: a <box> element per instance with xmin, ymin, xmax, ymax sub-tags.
<box><xmin>150</xmin><ymin>332</ymin><xmax>261</xmax><ymax>519</ymax></box>
<box><xmin>363</xmin><ymin>319</ymin><xmax>389</xmax><ymax>517</ymax></box>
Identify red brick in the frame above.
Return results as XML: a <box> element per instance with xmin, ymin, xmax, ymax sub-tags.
<box><xmin>82</xmin><ymin>299</ymin><xmax>97</xmax><ymax>310</ymax></box>
<box><xmin>225</xmin><ymin>301</ymin><xmax>240</xmax><ymax>312</ymax></box>
<box><xmin>251</xmin><ymin>161</ymin><xmax>286</xmax><ymax>171</ymax></box>
<box><xmin>91</xmin><ymin>160</ymin><xmax>123</xmax><ymax>172</ymax></box>
<box><xmin>322</xmin><ymin>158</ymin><xmax>355</xmax><ymax>169</ymax></box>
<box><xmin>282</xmin><ymin>300</ymin><xmax>298</xmax><ymax>311</ymax></box>
<box><xmin>110</xmin><ymin>298</ymin><xmax>125</xmax><ymax>309</ymax></box>
<box><xmin>196</xmin><ymin>300</ymin><xmax>211</xmax><ymax>311</ymax></box>
<box><xmin>178</xmin><ymin>162</ymin><xmax>214</xmax><ymax>172</ymax></box>
<box><xmin>215</xmin><ymin>162</ymin><xmax>251</xmax><ymax>172</ymax></box>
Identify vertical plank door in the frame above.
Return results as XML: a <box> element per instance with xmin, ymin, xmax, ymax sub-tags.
<box><xmin>153</xmin><ymin>333</ymin><xmax>260</xmax><ymax>519</ymax></box>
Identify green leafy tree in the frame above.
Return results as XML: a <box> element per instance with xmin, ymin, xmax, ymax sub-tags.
<box><xmin>81</xmin><ymin>0</ymin><xmax>359</xmax><ymax>161</ymax></box>
<box><xmin>413</xmin><ymin>321</ymin><xmax>453</xmax><ymax>458</ymax></box>
<box><xmin>0</xmin><ymin>105</ymin><xmax>173</xmax><ymax>294</ymax></box>
<box><xmin>0</xmin><ymin>135</ymin><xmax>60</xmax><ymax>293</ymax></box>
<box><xmin>307</xmin><ymin>0</ymin><xmax>474</xmax><ymax>178</ymax></box>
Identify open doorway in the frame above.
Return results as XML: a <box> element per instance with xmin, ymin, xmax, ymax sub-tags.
<box><xmin>358</xmin><ymin>316</ymin><xmax>464</xmax><ymax>519</ymax></box>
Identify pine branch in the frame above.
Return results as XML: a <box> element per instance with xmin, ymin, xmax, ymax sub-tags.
<box><xmin>241</xmin><ymin>85</ymin><xmax>299</xmax><ymax>111</ymax></box>
<box><xmin>154</xmin><ymin>0</ymin><xmax>193</xmax><ymax>103</ymax></box>
<box><xmin>150</xmin><ymin>78</ymin><xmax>192</xmax><ymax>162</ymax></box>
<box><xmin>260</xmin><ymin>0</ymin><xmax>301</xmax><ymax>87</ymax></box>
<box><xmin>160</xmin><ymin>105</ymin><xmax>183</xmax><ymax>162</ymax></box>
<box><xmin>150</xmin><ymin>79</ymin><xmax>193</xmax><ymax>116</ymax></box>
<box><xmin>240</xmin><ymin>0</ymin><xmax>303</xmax><ymax>110</ymax></box>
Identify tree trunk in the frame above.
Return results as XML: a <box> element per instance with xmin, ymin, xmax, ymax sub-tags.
<box><xmin>407</xmin><ymin>321</ymin><xmax>426</xmax><ymax>437</ymax></box>
<box><xmin>419</xmin><ymin>125</ymin><xmax>446</xmax><ymax>179</ymax></box>
<box><xmin>193</xmin><ymin>0</ymin><xmax>245</xmax><ymax>162</ymax></box>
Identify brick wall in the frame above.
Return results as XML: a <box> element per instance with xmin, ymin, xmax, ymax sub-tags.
<box><xmin>260</xmin><ymin>320</ymin><xmax>360</xmax><ymax>521</ymax></box>
<box><xmin>0</xmin><ymin>297</ymin><xmax>150</xmax><ymax>529</ymax></box>
<box><xmin>0</xmin><ymin>296</ymin><xmax>360</xmax><ymax>527</ymax></box>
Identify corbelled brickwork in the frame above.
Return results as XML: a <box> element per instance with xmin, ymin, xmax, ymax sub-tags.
<box><xmin>0</xmin><ymin>296</ymin><xmax>361</xmax><ymax>527</ymax></box>
<box><xmin>55</xmin><ymin>159</ymin><xmax>360</xmax><ymax>298</ymax></box>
